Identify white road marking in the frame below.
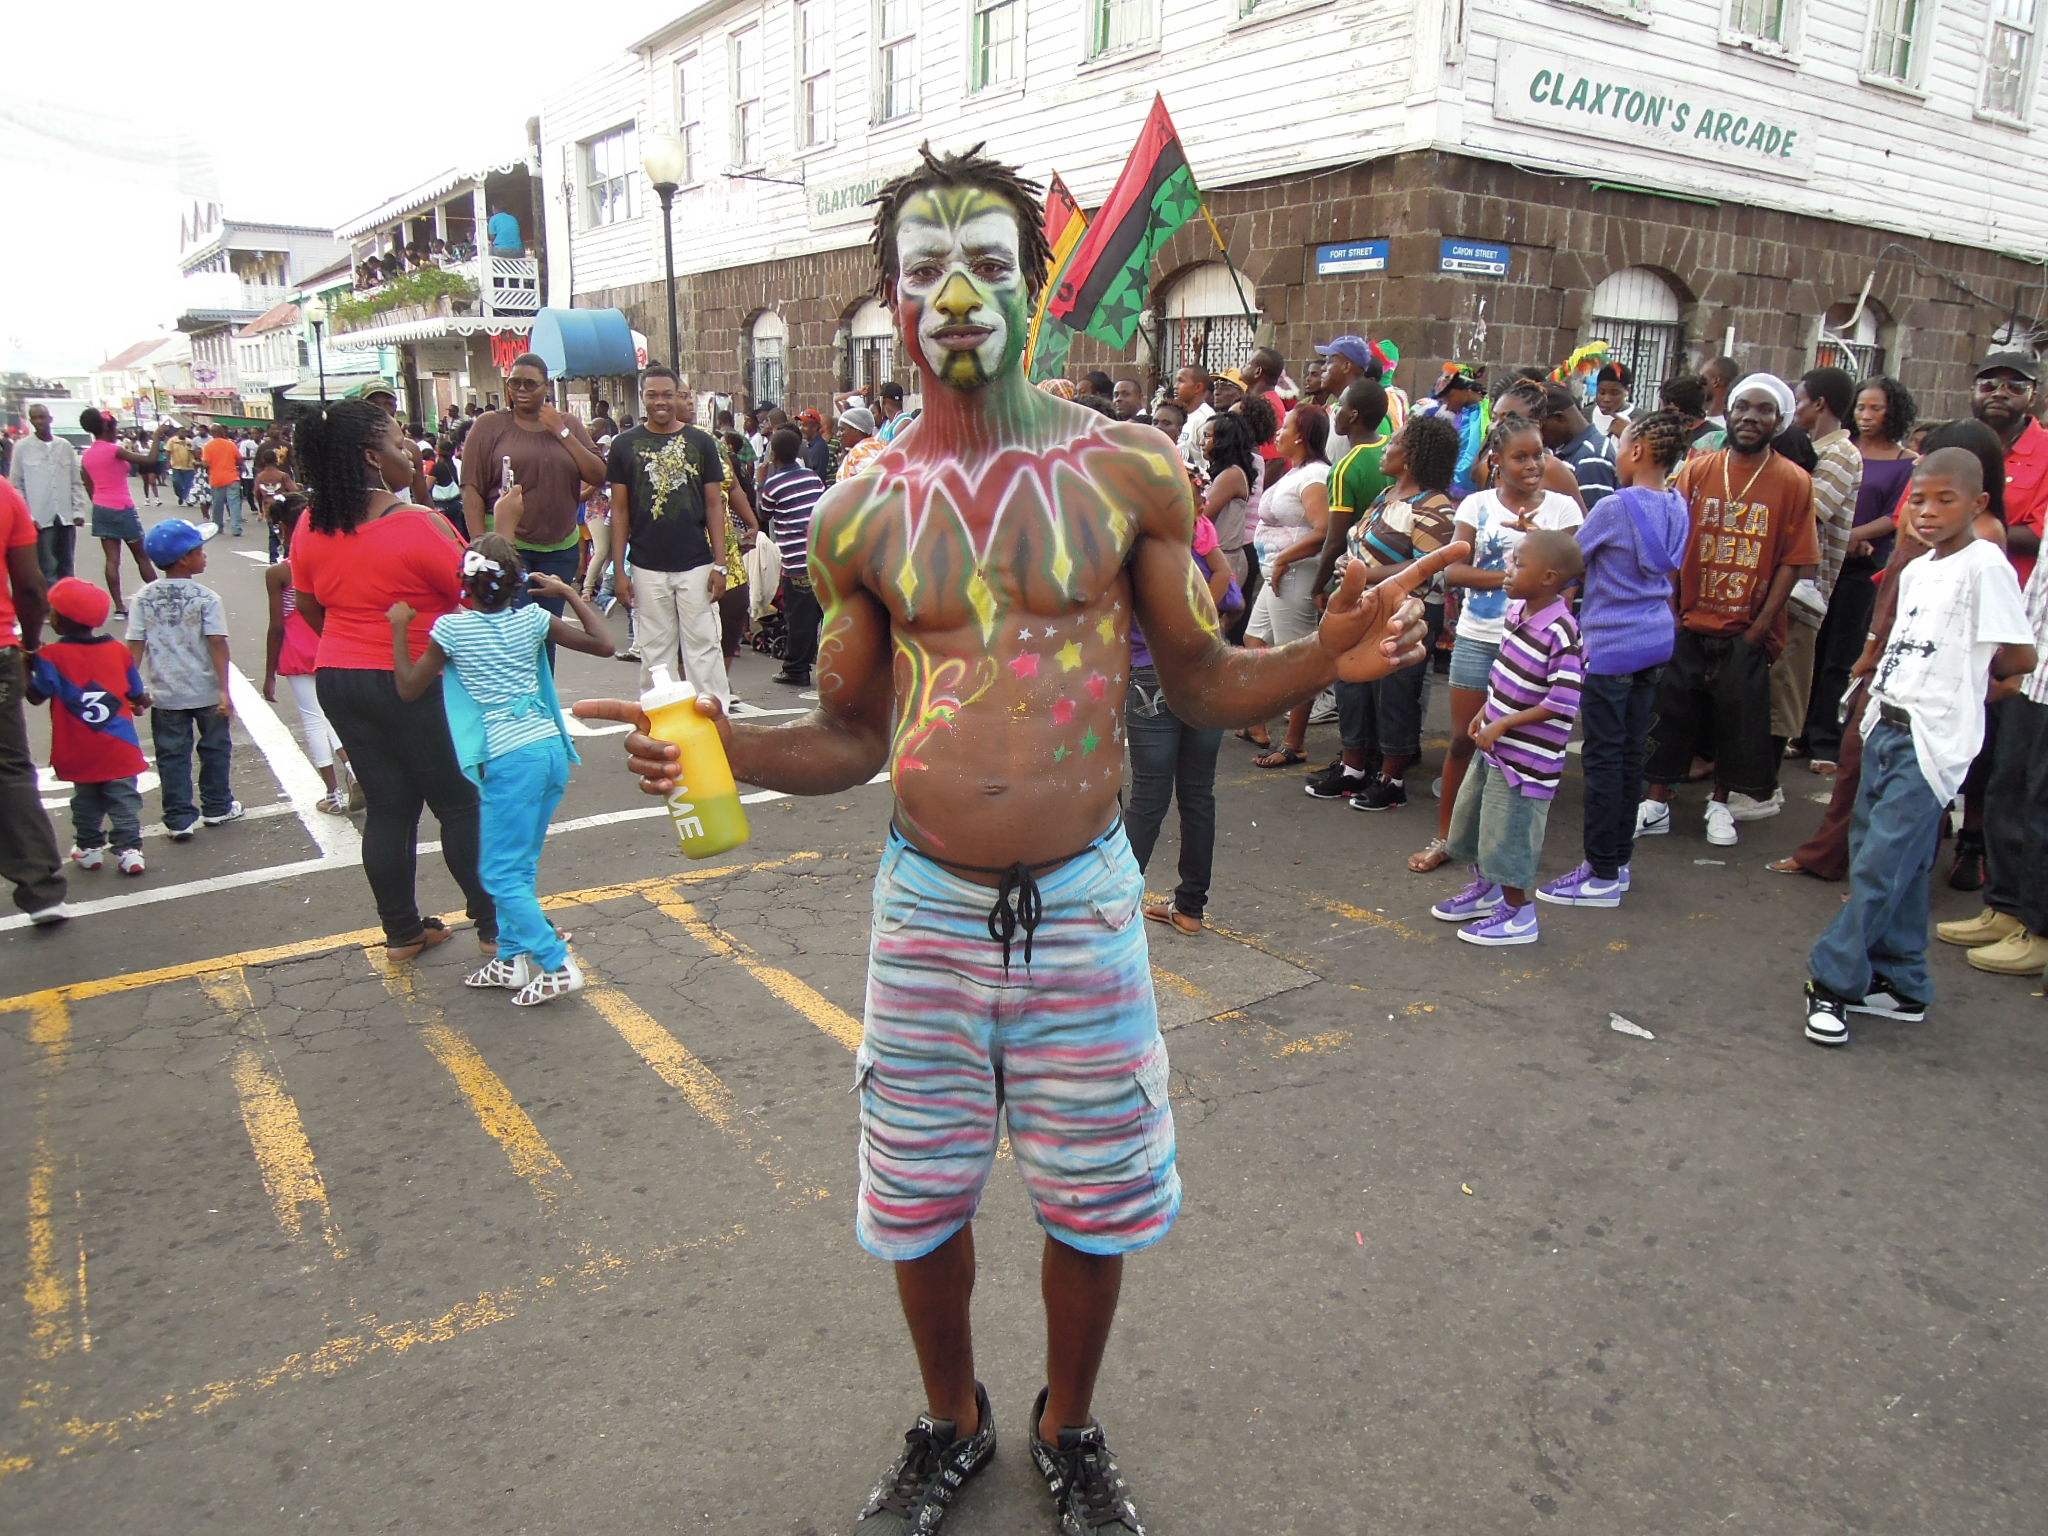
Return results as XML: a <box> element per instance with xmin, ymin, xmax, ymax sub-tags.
<box><xmin>228</xmin><ymin>665</ymin><xmax>360</xmax><ymax>863</ymax></box>
<box><xmin>0</xmin><ymin>773</ymin><xmax>895</xmax><ymax>931</ymax></box>
<box><xmin>233</xmin><ymin>550</ymin><xmax>270</xmax><ymax>563</ymax></box>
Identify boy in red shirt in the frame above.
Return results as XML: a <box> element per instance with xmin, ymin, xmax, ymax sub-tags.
<box><xmin>29</xmin><ymin>577</ymin><xmax>152</xmax><ymax>875</ymax></box>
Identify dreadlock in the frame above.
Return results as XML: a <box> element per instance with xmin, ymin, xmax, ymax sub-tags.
<box><xmin>1625</xmin><ymin>408</ymin><xmax>1689</xmax><ymax>473</ymax></box>
<box><xmin>868</xmin><ymin>142</ymin><xmax>1051</xmax><ymax>299</ymax></box>
<box><xmin>294</xmin><ymin>400</ymin><xmax>386</xmax><ymax>535</ymax></box>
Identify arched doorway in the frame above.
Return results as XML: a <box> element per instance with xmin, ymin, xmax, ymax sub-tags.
<box><xmin>1580</xmin><ymin>268</ymin><xmax>1686</xmax><ymax>411</ymax></box>
<box><xmin>746</xmin><ymin>309</ymin><xmax>787</xmax><ymax>409</ymax></box>
<box><xmin>847</xmin><ymin>297</ymin><xmax>896</xmax><ymax>399</ymax></box>
<box><xmin>1814</xmin><ymin>299</ymin><xmax>1890</xmax><ymax>378</ymax></box>
<box><xmin>1154</xmin><ymin>263</ymin><xmax>1261</xmax><ymax>381</ymax></box>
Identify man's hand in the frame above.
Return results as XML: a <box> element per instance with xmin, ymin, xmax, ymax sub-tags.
<box><xmin>1318</xmin><ymin>541</ymin><xmax>1468</xmax><ymax>682</ymax></box>
<box><xmin>1740</xmin><ymin>622</ymin><xmax>1772</xmax><ymax>654</ymax></box>
<box><xmin>216</xmin><ymin>699</ymin><xmax>232</xmax><ymax>719</ymax></box>
<box><xmin>1470</xmin><ymin>714</ymin><xmax>1505</xmax><ymax>751</ymax></box>
<box><xmin>571</xmin><ymin>695</ymin><xmax>735</xmax><ymax>796</ymax></box>
<box><xmin>707</xmin><ymin>568</ymin><xmax>728</xmax><ymax>602</ymax></box>
<box><xmin>615</xmin><ymin>571</ymin><xmax>634</xmax><ymax>609</ymax></box>
<box><xmin>1990</xmin><ymin>674</ymin><xmax>2023</xmax><ymax>705</ymax></box>
<box><xmin>388</xmin><ymin>601</ymin><xmax>417</xmax><ymax>628</ymax></box>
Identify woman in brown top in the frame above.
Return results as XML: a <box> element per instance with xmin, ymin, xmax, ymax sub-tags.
<box><xmin>458</xmin><ymin>352</ymin><xmax>609</xmax><ymax>633</ymax></box>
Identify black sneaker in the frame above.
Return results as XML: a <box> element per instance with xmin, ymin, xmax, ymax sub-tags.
<box><xmin>1804</xmin><ymin>980</ymin><xmax>1850</xmax><ymax>1047</ymax></box>
<box><xmin>1350</xmin><ymin>773</ymin><xmax>1408</xmax><ymax>812</ymax></box>
<box><xmin>1302</xmin><ymin>761</ymin><xmax>1363</xmax><ymax>800</ymax></box>
<box><xmin>855</xmin><ymin>1382</ymin><xmax>996</xmax><ymax>1533</ymax></box>
<box><xmin>1947</xmin><ymin>833</ymin><xmax>1986</xmax><ymax>892</ymax></box>
<box><xmin>1028</xmin><ymin>1387</ymin><xmax>1147</xmax><ymax>1535</ymax></box>
<box><xmin>1849</xmin><ymin>976</ymin><xmax>1928</xmax><ymax>1023</ymax></box>
<box><xmin>772</xmin><ymin>669</ymin><xmax>812</xmax><ymax>687</ymax></box>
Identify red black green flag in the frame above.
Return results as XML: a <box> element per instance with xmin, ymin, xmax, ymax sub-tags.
<box><xmin>1046</xmin><ymin>96</ymin><xmax>1203</xmax><ymax>350</ymax></box>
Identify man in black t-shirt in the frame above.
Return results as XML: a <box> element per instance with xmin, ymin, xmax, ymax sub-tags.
<box><xmin>604</xmin><ymin>365</ymin><xmax>729</xmax><ymax>701</ymax></box>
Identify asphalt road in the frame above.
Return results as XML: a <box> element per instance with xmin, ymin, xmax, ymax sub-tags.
<box><xmin>2</xmin><ymin>502</ymin><xmax>2044</xmax><ymax>1535</ymax></box>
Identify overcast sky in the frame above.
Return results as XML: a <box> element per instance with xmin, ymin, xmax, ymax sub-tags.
<box><xmin>1</xmin><ymin>4</ymin><xmax>679</xmax><ymax>377</ymax></box>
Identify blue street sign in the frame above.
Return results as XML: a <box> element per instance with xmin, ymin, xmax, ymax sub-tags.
<box><xmin>1439</xmin><ymin>238</ymin><xmax>1511</xmax><ymax>277</ymax></box>
<box><xmin>1315</xmin><ymin>239</ymin><xmax>1390</xmax><ymax>277</ymax></box>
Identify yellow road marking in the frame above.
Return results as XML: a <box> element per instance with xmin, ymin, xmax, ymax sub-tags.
<box><xmin>365</xmin><ymin>951</ymin><xmax>577</xmax><ymax>1216</ymax></box>
<box><xmin>1300</xmin><ymin>891</ymin><xmax>1433</xmax><ymax>944</ymax></box>
<box><xmin>198</xmin><ymin>971</ymin><xmax>347</xmax><ymax>1260</ymax></box>
<box><xmin>638</xmin><ymin>885</ymin><xmax>863</xmax><ymax>1052</ymax></box>
<box><xmin>1276</xmin><ymin>1029</ymin><xmax>1353</xmax><ymax>1057</ymax></box>
<box><xmin>576</xmin><ymin>958</ymin><xmax>830</xmax><ymax>1202</ymax></box>
<box><xmin>0</xmin><ymin>853</ymin><xmax>825</xmax><ymax>1015</ymax></box>
<box><xmin>23</xmin><ymin>999</ymin><xmax>86</xmax><ymax>1361</ymax></box>
<box><xmin>1149</xmin><ymin>964</ymin><xmax>1209</xmax><ymax>1001</ymax></box>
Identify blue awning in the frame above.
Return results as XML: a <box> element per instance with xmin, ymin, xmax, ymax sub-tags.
<box><xmin>529</xmin><ymin>307</ymin><xmax>640</xmax><ymax>380</ymax></box>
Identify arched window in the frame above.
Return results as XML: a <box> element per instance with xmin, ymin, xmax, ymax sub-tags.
<box><xmin>1815</xmin><ymin>299</ymin><xmax>1889</xmax><ymax>378</ymax></box>
<box><xmin>1155</xmin><ymin>263</ymin><xmax>1260</xmax><ymax>381</ymax></box>
<box><xmin>746</xmin><ymin>309</ymin><xmax>787</xmax><ymax>408</ymax></box>
<box><xmin>1580</xmin><ymin>268</ymin><xmax>1685</xmax><ymax>411</ymax></box>
<box><xmin>848</xmin><ymin>298</ymin><xmax>895</xmax><ymax>399</ymax></box>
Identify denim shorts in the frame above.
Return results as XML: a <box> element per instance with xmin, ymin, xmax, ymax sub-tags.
<box><xmin>1443</xmin><ymin>755</ymin><xmax>1554</xmax><ymax>891</ymax></box>
<box><xmin>854</xmin><ymin>827</ymin><xmax>1181</xmax><ymax>1262</ymax></box>
<box><xmin>1448</xmin><ymin>634</ymin><xmax>1501</xmax><ymax>692</ymax></box>
<box><xmin>90</xmin><ymin>504</ymin><xmax>143</xmax><ymax>541</ymax></box>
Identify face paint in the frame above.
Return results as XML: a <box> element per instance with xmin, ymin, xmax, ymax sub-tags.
<box><xmin>893</xmin><ymin>189</ymin><xmax>1029</xmax><ymax>393</ymax></box>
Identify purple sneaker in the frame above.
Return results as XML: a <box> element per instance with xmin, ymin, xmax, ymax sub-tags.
<box><xmin>1458</xmin><ymin>901</ymin><xmax>1540</xmax><ymax>946</ymax></box>
<box><xmin>1431</xmin><ymin>873</ymin><xmax>1502</xmax><ymax>923</ymax></box>
<box><xmin>1536</xmin><ymin>862</ymin><xmax>1628</xmax><ymax>908</ymax></box>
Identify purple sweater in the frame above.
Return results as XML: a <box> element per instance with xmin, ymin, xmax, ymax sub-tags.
<box><xmin>1576</xmin><ymin>485</ymin><xmax>1688</xmax><ymax>675</ymax></box>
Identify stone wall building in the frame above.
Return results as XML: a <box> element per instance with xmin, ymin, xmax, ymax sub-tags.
<box><xmin>538</xmin><ymin>0</ymin><xmax>2048</xmax><ymax>419</ymax></box>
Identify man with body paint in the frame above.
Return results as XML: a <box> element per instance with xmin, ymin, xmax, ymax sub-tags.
<box><xmin>575</xmin><ymin>143</ymin><xmax>1463</xmax><ymax>1536</ymax></box>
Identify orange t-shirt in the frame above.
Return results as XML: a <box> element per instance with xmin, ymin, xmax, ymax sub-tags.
<box><xmin>1673</xmin><ymin>448</ymin><xmax>1820</xmax><ymax>650</ymax></box>
<box><xmin>202</xmin><ymin>436</ymin><xmax>242</xmax><ymax>488</ymax></box>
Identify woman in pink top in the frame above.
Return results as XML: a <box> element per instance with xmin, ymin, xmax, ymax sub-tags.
<box><xmin>79</xmin><ymin>409</ymin><xmax>170</xmax><ymax>616</ymax></box>
<box><xmin>292</xmin><ymin>402</ymin><xmax>493</xmax><ymax>960</ymax></box>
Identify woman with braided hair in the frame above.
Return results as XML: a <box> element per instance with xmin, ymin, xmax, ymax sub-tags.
<box><xmin>289</xmin><ymin>401</ymin><xmax>496</xmax><ymax>962</ymax></box>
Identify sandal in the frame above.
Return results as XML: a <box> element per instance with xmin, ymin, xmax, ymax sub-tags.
<box><xmin>386</xmin><ymin>917</ymin><xmax>451</xmax><ymax>963</ymax></box>
<box><xmin>512</xmin><ymin>957</ymin><xmax>586</xmax><ymax>1007</ymax></box>
<box><xmin>1234</xmin><ymin>728</ymin><xmax>1272</xmax><ymax>748</ymax></box>
<box><xmin>1765</xmin><ymin>857</ymin><xmax>1810</xmax><ymax>876</ymax></box>
<box><xmin>316</xmin><ymin>791</ymin><xmax>349</xmax><ymax>815</ymax></box>
<box><xmin>1808</xmin><ymin>760</ymin><xmax>1837</xmax><ymax>776</ymax></box>
<box><xmin>1407</xmin><ymin>836</ymin><xmax>1450</xmax><ymax>873</ymax></box>
<box><xmin>466</xmin><ymin>956</ymin><xmax>534</xmax><ymax>989</ymax></box>
<box><xmin>1252</xmin><ymin>746</ymin><xmax>1307</xmax><ymax>769</ymax></box>
<box><xmin>1143</xmin><ymin>898</ymin><xmax>1202</xmax><ymax>935</ymax></box>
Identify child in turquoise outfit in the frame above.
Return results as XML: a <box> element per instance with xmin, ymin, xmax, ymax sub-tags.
<box><xmin>389</xmin><ymin>534</ymin><xmax>615</xmax><ymax>1005</ymax></box>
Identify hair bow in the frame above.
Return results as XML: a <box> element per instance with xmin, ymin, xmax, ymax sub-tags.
<box><xmin>462</xmin><ymin>549</ymin><xmax>504</xmax><ymax>578</ymax></box>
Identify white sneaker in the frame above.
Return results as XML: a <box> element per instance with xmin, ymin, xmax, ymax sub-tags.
<box><xmin>1308</xmin><ymin>690</ymin><xmax>1338</xmax><ymax>724</ymax></box>
<box><xmin>202</xmin><ymin>800</ymin><xmax>246</xmax><ymax>825</ymax></box>
<box><xmin>1704</xmin><ymin>801</ymin><xmax>1739</xmax><ymax>846</ymax></box>
<box><xmin>117</xmin><ymin>849</ymin><xmax>145</xmax><ymax>876</ymax></box>
<box><xmin>28</xmin><ymin>903</ymin><xmax>72</xmax><ymax>925</ymax></box>
<box><xmin>1635</xmin><ymin>798</ymin><xmax>1672</xmax><ymax>837</ymax></box>
<box><xmin>68</xmin><ymin>846</ymin><xmax>104</xmax><ymax>871</ymax></box>
<box><xmin>1727</xmin><ymin>787</ymin><xmax>1784</xmax><ymax>822</ymax></box>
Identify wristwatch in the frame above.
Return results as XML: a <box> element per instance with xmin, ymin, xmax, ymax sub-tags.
<box><xmin>558</xmin><ymin>427</ymin><xmax>572</xmax><ymax>439</ymax></box>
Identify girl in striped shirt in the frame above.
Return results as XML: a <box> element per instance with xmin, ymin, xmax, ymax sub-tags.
<box><xmin>1429</xmin><ymin>529</ymin><xmax>1585</xmax><ymax>947</ymax></box>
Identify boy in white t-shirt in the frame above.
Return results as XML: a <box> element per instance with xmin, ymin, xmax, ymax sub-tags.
<box><xmin>1804</xmin><ymin>449</ymin><xmax>2036</xmax><ymax>1046</ymax></box>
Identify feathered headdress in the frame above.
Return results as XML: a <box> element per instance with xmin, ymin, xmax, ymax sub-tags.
<box><xmin>1550</xmin><ymin>340</ymin><xmax>1611</xmax><ymax>390</ymax></box>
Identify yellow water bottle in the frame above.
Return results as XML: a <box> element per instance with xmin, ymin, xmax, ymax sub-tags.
<box><xmin>640</xmin><ymin>667</ymin><xmax>750</xmax><ymax>858</ymax></box>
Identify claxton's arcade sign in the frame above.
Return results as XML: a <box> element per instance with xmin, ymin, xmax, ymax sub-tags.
<box><xmin>1493</xmin><ymin>43</ymin><xmax>1817</xmax><ymax>180</ymax></box>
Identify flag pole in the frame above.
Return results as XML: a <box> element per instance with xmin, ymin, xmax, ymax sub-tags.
<box><xmin>1199</xmin><ymin>201</ymin><xmax>1259</xmax><ymax>338</ymax></box>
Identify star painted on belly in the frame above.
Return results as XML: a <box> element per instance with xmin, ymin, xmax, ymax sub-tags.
<box><xmin>1053</xmin><ymin>744</ymin><xmax>1069</xmax><ymax>763</ymax></box>
<box><xmin>1095</xmin><ymin>614</ymin><xmax>1118</xmax><ymax>644</ymax></box>
<box><xmin>1051</xmin><ymin>697</ymin><xmax>1076</xmax><ymax>725</ymax></box>
<box><xmin>1056</xmin><ymin>641</ymin><xmax>1083</xmax><ymax>673</ymax></box>
<box><xmin>1010</xmin><ymin>652</ymin><xmax>1040</xmax><ymax>679</ymax></box>
<box><xmin>1080</xmin><ymin>727</ymin><xmax>1100</xmax><ymax>755</ymax></box>
<box><xmin>1085</xmin><ymin>672</ymin><xmax>1108</xmax><ymax>702</ymax></box>
<box><xmin>1018</xmin><ymin>628</ymin><xmax>1033</xmax><ymax>642</ymax></box>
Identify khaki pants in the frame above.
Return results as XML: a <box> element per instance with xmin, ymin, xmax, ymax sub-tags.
<box><xmin>635</xmin><ymin>564</ymin><xmax>730</xmax><ymax>705</ymax></box>
<box><xmin>1770</xmin><ymin>620</ymin><xmax>1819</xmax><ymax>741</ymax></box>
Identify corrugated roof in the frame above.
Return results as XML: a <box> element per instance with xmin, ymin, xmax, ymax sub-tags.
<box><xmin>236</xmin><ymin>302</ymin><xmax>302</xmax><ymax>338</ymax></box>
<box><xmin>96</xmin><ymin>338</ymin><xmax>170</xmax><ymax>373</ymax></box>
<box><xmin>336</xmin><ymin>161</ymin><xmax>533</xmax><ymax>240</ymax></box>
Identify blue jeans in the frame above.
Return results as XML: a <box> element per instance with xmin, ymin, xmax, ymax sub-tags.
<box><xmin>1579</xmin><ymin>666</ymin><xmax>1662</xmax><ymax>878</ymax></box>
<box><xmin>477</xmin><ymin>737</ymin><xmax>571</xmax><ymax>970</ymax></box>
<box><xmin>515</xmin><ymin>544</ymin><xmax>582</xmax><ymax>668</ymax></box>
<box><xmin>71</xmin><ymin>777</ymin><xmax>143</xmax><ymax>852</ymax></box>
<box><xmin>1123</xmin><ymin>666</ymin><xmax>1224</xmax><ymax>918</ymax></box>
<box><xmin>1809</xmin><ymin>719</ymin><xmax>1943</xmax><ymax>1006</ymax></box>
<box><xmin>1443</xmin><ymin>755</ymin><xmax>1552</xmax><ymax>892</ymax></box>
<box><xmin>36</xmin><ymin>521</ymin><xmax>76</xmax><ymax>585</ymax></box>
<box><xmin>210</xmin><ymin>483</ymin><xmax>241</xmax><ymax>535</ymax></box>
<box><xmin>151</xmin><ymin>706</ymin><xmax>233</xmax><ymax>829</ymax></box>
<box><xmin>170</xmin><ymin>468</ymin><xmax>195</xmax><ymax>505</ymax></box>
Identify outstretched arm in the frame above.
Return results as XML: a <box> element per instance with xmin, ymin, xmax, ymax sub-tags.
<box><xmin>573</xmin><ymin>478</ymin><xmax>896</xmax><ymax>796</ymax></box>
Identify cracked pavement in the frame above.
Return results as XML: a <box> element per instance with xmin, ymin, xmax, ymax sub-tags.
<box><xmin>3</xmin><ymin>647</ymin><xmax>2047</xmax><ymax>1535</ymax></box>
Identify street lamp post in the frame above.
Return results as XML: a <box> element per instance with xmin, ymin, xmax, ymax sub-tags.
<box><xmin>304</xmin><ymin>296</ymin><xmax>329</xmax><ymax>403</ymax></box>
<box><xmin>641</xmin><ymin>131</ymin><xmax>688</xmax><ymax>371</ymax></box>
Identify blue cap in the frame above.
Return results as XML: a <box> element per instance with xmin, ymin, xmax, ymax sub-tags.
<box><xmin>1315</xmin><ymin>336</ymin><xmax>1373</xmax><ymax>369</ymax></box>
<box><xmin>142</xmin><ymin>518</ymin><xmax>215</xmax><ymax>567</ymax></box>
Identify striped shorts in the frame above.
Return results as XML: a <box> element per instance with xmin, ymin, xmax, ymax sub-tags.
<box><xmin>854</xmin><ymin>826</ymin><xmax>1181</xmax><ymax>1262</ymax></box>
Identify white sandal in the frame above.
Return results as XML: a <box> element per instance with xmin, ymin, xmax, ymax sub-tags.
<box><xmin>466</xmin><ymin>956</ymin><xmax>533</xmax><ymax>990</ymax></box>
<box><xmin>512</xmin><ymin>957</ymin><xmax>585</xmax><ymax>1007</ymax></box>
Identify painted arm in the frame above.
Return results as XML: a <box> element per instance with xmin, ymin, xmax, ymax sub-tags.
<box><xmin>572</xmin><ymin>478</ymin><xmax>896</xmax><ymax>796</ymax></box>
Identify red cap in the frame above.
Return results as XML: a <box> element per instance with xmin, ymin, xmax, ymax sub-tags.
<box><xmin>48</xmin><ymin>577</ymin><xmax>112</xmax><ymax>629</ymax></box>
